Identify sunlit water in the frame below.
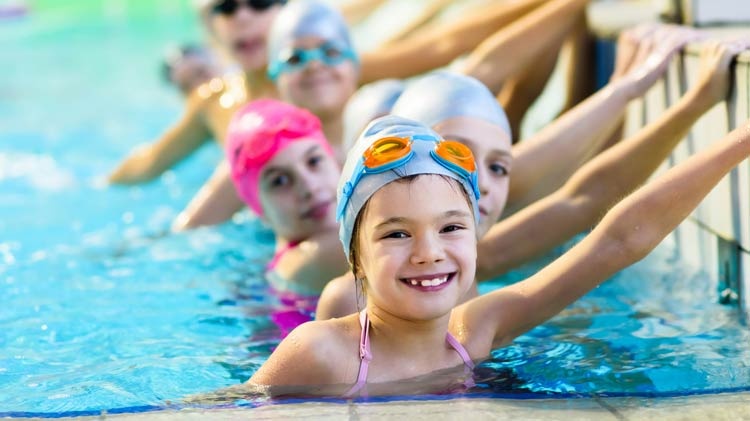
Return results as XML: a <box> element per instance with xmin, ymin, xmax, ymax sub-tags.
<box><xmin>1</xmin><ymin>2</ymin><xmax>750</xmax><ymax>417</ymax></box>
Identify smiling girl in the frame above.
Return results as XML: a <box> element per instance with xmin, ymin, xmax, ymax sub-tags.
<box><xmin>247</xmin><ymin>113</ymin><xmax>750</xmax><ymax>397</ymax></box>
<box><xmin>226</xmin><ymin>98</ymin><xmax>347</xmax><ymax>295</ymax></box>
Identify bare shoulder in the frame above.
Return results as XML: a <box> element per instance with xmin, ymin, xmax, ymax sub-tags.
<box><xmin>249</xmin><ymin>315</ymin><xmax>360</xmax><ymax>387</ymax></box>
<box><xmin>316</xmin><ymin>272</ymin><xmax>360</xmax><ymax>320</ymax></box>
<box><xmin>276</xmin><ymin>231</ymin><xmax>350</xmax><ymax>292</ymax></box>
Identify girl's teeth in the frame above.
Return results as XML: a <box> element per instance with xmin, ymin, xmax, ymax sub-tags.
<box><xmin>406</xmin><ymin>276</ymin><xmax>448</xmax><ymax>287</ymax></box>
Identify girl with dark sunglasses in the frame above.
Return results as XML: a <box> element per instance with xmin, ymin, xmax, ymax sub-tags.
<box><xmin>108</xmin><ymin>0</ymin><xmax>286</xmax><ymax>226</ymax></box>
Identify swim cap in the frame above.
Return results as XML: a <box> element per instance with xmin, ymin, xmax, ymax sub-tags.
<box><xmin>267</xmin><ymin>0</ymin><xmax>357</xmax><ymax>80</ymax></box>
<box><xmin>392</xmin><ymin>71</ymin><xmax>511</xmax><ymax>136</ymax></box>
<box><xmin>337</xmin><ymin>115</ymin><xmax>480</xmax><ymax>261</ymax></box>
<box><xmin>226</xmin><ymin>98</ymin><xmax>334</xmax><ymax>216</ymax></box>
<box><xmin>342</xmin><ymin>79</ymin><xmax>405</xmax><ymax>153</ymax></box>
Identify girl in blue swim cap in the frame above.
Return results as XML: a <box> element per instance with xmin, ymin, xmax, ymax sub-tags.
<box><xmin>247</xmin><ymin>111</ymin><xmax>750</xmax><ymax>397</ymax></box>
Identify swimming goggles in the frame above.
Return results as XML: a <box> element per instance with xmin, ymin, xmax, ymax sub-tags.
<box><xmin>211</xmin><ymin>0</ymin><xmax>285</xmax><ymax>16</ymax></box>
<box><xmin>268</xmin><ymin>42</ymin><xmax>358</xmax><ymax>80</ymax></box>
<box><xmin>336</xmin><ymin>134</ymin><xmax>480</xmax><ymax>220</ymax></box>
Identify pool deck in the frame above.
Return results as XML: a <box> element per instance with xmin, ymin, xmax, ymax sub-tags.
<box><xmin>30</xmin><ymin>391</ymin><xmax>749</xmax><ymax>420</ymax></box>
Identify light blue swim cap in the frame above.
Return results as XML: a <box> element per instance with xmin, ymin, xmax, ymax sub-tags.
<box><xmin>267</xmin><ymin>0</ymin><xmax>357</xmax><ymax>80</ymax></box>
<box><xmin>342</xmin><ymin>79</ymin><xmax>405</xmax><ymax>153</ymax></box>
<box><xmin>391</xmin><ymin>71</ymin><xmax>511</xmax><ymax>136</ymax></box>
<box><xmin>337</xmin><ymin>115</ymin><xmax>480</xmax><ymax>261</ymax></box>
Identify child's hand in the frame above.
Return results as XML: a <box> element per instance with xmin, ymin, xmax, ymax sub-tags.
<box><xmin>693</xmin><ymin>39</ymin><xmax>750</xmax><ymax>108</ymax></box>
<box><xmin>619</xmin><ymin>25</ymin><xmax>700</xmax><ymax>99</ymax></box>
<box><xmin>611</xmin><ymin>23</ymin><xmax>659</xmax><ymax>81</ymax></box>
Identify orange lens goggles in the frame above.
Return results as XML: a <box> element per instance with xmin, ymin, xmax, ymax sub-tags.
<box><xmin>363</xmin><ymin>135</ymin><xmax>476</xmax><ymax>174</ymax></box>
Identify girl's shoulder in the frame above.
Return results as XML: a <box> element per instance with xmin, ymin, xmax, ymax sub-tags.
<box><xmin>274</xmin><ymin>232</ymin><xmax>350</xmax><ymax>293</ymax></box>
<box><xmin>251</xmin><ymin>315</ymin><xmax>362</xmax><ymax>387</ymax></box>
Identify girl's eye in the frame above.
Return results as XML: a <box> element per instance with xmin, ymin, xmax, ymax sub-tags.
<box><xmin>323</xmin><ymin>45</ymin><xmax>343</xmax><ymax>59</ymax></box>
<box><xmin>441</xmin><ymin>224</ymin><xmax>464</xmax><ymax>233</ymax></box>
<box><xmin>488</xmin><ymin>162</ymin><xmax>508</xmax><ymax>176</ymax></box>
<box><xmin>270</xmin><ymin>174</ymin><xmax>291</xmax><ymax>188</ymax></box>
<box><xmin>307</xmin><ymin>154</ymin><xmax>323</xmax><ymax>168</ymax></box>
<box><xmin>383</xmin><ymin>231</ymin><xmax>408</xmax><ymax>239</ymax></box>
<box><xmin>283</xmin><ymin>50</ymin><xmax>303</xmax><ymax>66</ymax></box>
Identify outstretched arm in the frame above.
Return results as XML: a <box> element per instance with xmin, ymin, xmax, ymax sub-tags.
<box><xmin>482</xmin><ymin>117</ymin><xmax>750</xmax><ymax>346</ymax></box>
<box><xmin>506</xmin><ymin>26</ymin><xmax>698</xmax><ymax>212</ymax></box>
<box><xmin>337</xmin><ymin>0</ymin><xmax>389</xmax><ymax>25</ymax></box>
<box><xmin>460</xmin><ymin>0</ymin><xmax>590</xmax><ymax>94</ymax></box>
<box><xmin>109</xmin><ymin>93</ymin><xmax>212</xmax><ymax>184</ymax></box>
<box><xmin>476</xmin><ymin>40</ymin><xmax>746</xmax><ymax>281</ymax></box>
<box><xmin>358</xmin><ymin>0</ymin><xmax>547</xmax><ymax>84</ymax></box>
<box><xmin>171</xmin><ymin>160</ymin><xmax>245</xmax><ymax>231</ymax></box>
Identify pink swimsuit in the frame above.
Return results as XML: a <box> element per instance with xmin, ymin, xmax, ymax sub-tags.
<box><xmin>265</xmin><ymin>240</ymin><xmax>301</xmax><ymax>272</ymax></box>
<box><xmin>266</xmin><ymin>240</ymin><xmax>314</xmax><ymax>338</ymax></box>
<box><xmin>344</xmin><ymin>310</ymin><xmax>476</xmax><ymax>398</ymax></box>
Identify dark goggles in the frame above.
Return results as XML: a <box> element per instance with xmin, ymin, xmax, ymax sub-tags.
<box><xmin>211</xmin><ymin>0</ymin><xmax>286</xmax><ymax>16</ymax></box>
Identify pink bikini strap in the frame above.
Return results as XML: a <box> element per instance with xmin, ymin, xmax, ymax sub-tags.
<box><xmin>344</xmin><ymin>309</ymin><xmax>372</xmax><ymax>398</ymax></box>
<box><xmin>445</xmin><ymin>332</ymin><xmax>475</xmax><ymax>369</ymax></box>
<box><xmin>265</xmin><ymin>240</ymin><xmax>301</xmax><ymax>272</ymax></box>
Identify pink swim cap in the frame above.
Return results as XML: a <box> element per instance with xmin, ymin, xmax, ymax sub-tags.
<box><xmin>226</xmin><ymin>99</ymin><xmax>333</xmax><ymax>216</ymax></box>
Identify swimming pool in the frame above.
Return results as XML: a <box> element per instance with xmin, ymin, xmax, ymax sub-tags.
<box><xmin>2</xmin><ymin>2</ymin><xmax>750</xmax><ymax>418</ymax></box>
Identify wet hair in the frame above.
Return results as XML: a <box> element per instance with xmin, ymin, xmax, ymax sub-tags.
<box><xmin>349</xmin><ymin>173</ymin><xmax>474</xmax><ymax>280</ymax></box>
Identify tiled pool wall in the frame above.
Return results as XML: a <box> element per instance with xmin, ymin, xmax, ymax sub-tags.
<box><xmin>598</xmin><ymin>36</ymin><xmax>750</xmax><ymax>319</ymax></box>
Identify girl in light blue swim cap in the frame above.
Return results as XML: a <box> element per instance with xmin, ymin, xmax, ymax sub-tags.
<box><xmin>247</xmin><ymin>106</ymin><xmax>750</xmax><ymax>398</ymax></box>
<box><xmin>267</xmin><ymin>0</ymin><xmax>359</xmax><ymax>159</ymax></box>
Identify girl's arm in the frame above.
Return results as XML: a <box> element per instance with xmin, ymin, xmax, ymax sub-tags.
<box><xmin>337</xmin><ymin>0</ymin><xmax>389</xmax><ymax>25</ymax></box>
<box><xmin>358</xmin><ymin>0</ymin><xmax>548</xmax><ymax>84</ymax></box>
<box><xmin>482</xmin><ymin>116</ymin><xmax>750</xmax><ymax>346</ymax></box>
<box><xmin>506</xmin><ymin>26</ymin><xmax>698</xmax><ymax>212</ymax></box>
<box><xmin>171</xmin><ymin>160</ymin><xmax>245</xmax><ymax>231</ymax></box>
<box><xmin>476</xmin><ymin>41</ymin><xmax>744</xmax><ymax>281</ymax></box>
<box><xmin>460</xmin><ymin>0</ymin><xmax>590</xmax><ymax>94</ymax></box>
<box><xmin>108</xmin><ymin>91</ymin><xmax>212</xmax><ymax>184</ymax></box>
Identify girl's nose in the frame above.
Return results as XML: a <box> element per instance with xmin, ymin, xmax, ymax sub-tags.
<box><xmin>409</xmin><ymin>232</ymin><xmax>446</xmax><ymax>265</ymax></box>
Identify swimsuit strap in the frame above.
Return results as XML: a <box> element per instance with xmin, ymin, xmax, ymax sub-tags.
<box><xmin>343</xmin><ymin>309</ymin><xmax>372</xmax><ymax>398</ymax></box>
<box><xmin>265</xmin><ymin>240</ymin><xmax>302</xmax><ymax>272</ymax></box>
<box><xmin>445</xmin><ymin>332</ymin><xmax>475</xmax><ymax>370</ymax></box>
<box><xmin>343</xmin><ymin>312</ymin><xmax>475</xmax><ymax>398</ymax></box>
<box><xmin>445</xmin><ymin>331</ymin><xmax>476</xmax><ymax>389</ymax></box>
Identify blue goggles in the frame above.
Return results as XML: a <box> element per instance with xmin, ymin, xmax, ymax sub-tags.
<box><xmin>268</xmin><ymin>41</ymin><xmax>358</xmax><ymax>81</ymax></box>
<box><xmin>336</xmin><ymin>133</ymin><xmax>480</xmax><ymax>221</ymax></box>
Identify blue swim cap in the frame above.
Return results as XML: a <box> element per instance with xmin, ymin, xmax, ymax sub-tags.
<box><xmin>342</xmin><ymin>79</ymin><xmax>405</xmax><ymax>152</ymax></box>
<box><xmin>267</xmin><ymin>0</ymin><xmax>357</xmax><ymax>80</ymax></box>
<box><xmin>337</xmin><ymin>115</ymin><xmax>480</xmax><ymax>261</ymax></box>
<box><xmin>391</xmin><ymin>71</ymin><xmax>511</xmax><ymax>136</ymax></box>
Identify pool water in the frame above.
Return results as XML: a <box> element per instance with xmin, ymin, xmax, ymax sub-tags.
<box><xmin>2</xmin><ymin>2</ymin><xmax>750</xmax><ymax>417</ymax></box>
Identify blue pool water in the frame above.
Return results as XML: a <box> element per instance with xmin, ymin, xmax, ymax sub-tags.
<box><xmin>2</xmin><ymin>3</ymin><xmax>750</xmax><ymax>417</ymax></box>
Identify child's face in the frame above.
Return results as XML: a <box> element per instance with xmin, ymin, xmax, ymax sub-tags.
<box><xmin>433</xmin><ymin>116</ymin><xmax>512</xmax><ymax>236</ymax></box>
<box><xmin>258</xmin><ymin>139</ymin><xmax>340</xmax><ymax>241</ymax></box>
<box><xmin>277</xmin><ymin>36</ymin><xmax>358</xmax><ymax>121</ymax></box>
<box><xmin>357</xmin><ymin>175</ymin><xmax>477</xmax><ymax>320</ymax></box>
<box><xmin>211</xmin><ymin>3</ymin><xmax>281</xmax><ymax>72</ymax></box>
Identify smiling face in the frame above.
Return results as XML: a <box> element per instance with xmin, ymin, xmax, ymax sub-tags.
<box><xmin>433</xmin><ymin>116</ymin><xmax>512</xmax><ymax>237</ymax></box>
<box><xmin>210</xmin><ymin>2</ymin><xmax>283</xmax><ymax>72</ymax></box>
<box><xmin>353</xmin><ymin>175</ymin><xmax>477</xmax><ymax>320</ymax></box>
<box><xmin>258</xmin><ymin>139</ymin><xmax>340</xmax><ymax>241</ymax></box>
<box><xmin>276</xmin><ymin>36</ymin><xmax>358</xmax><ymax>119</ymax></box>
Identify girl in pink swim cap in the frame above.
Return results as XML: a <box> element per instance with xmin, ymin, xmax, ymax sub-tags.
<box><xmin>226</xmin><ymin>98</ymin><xmax>349</xmax><ymax>295</ymax></box>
